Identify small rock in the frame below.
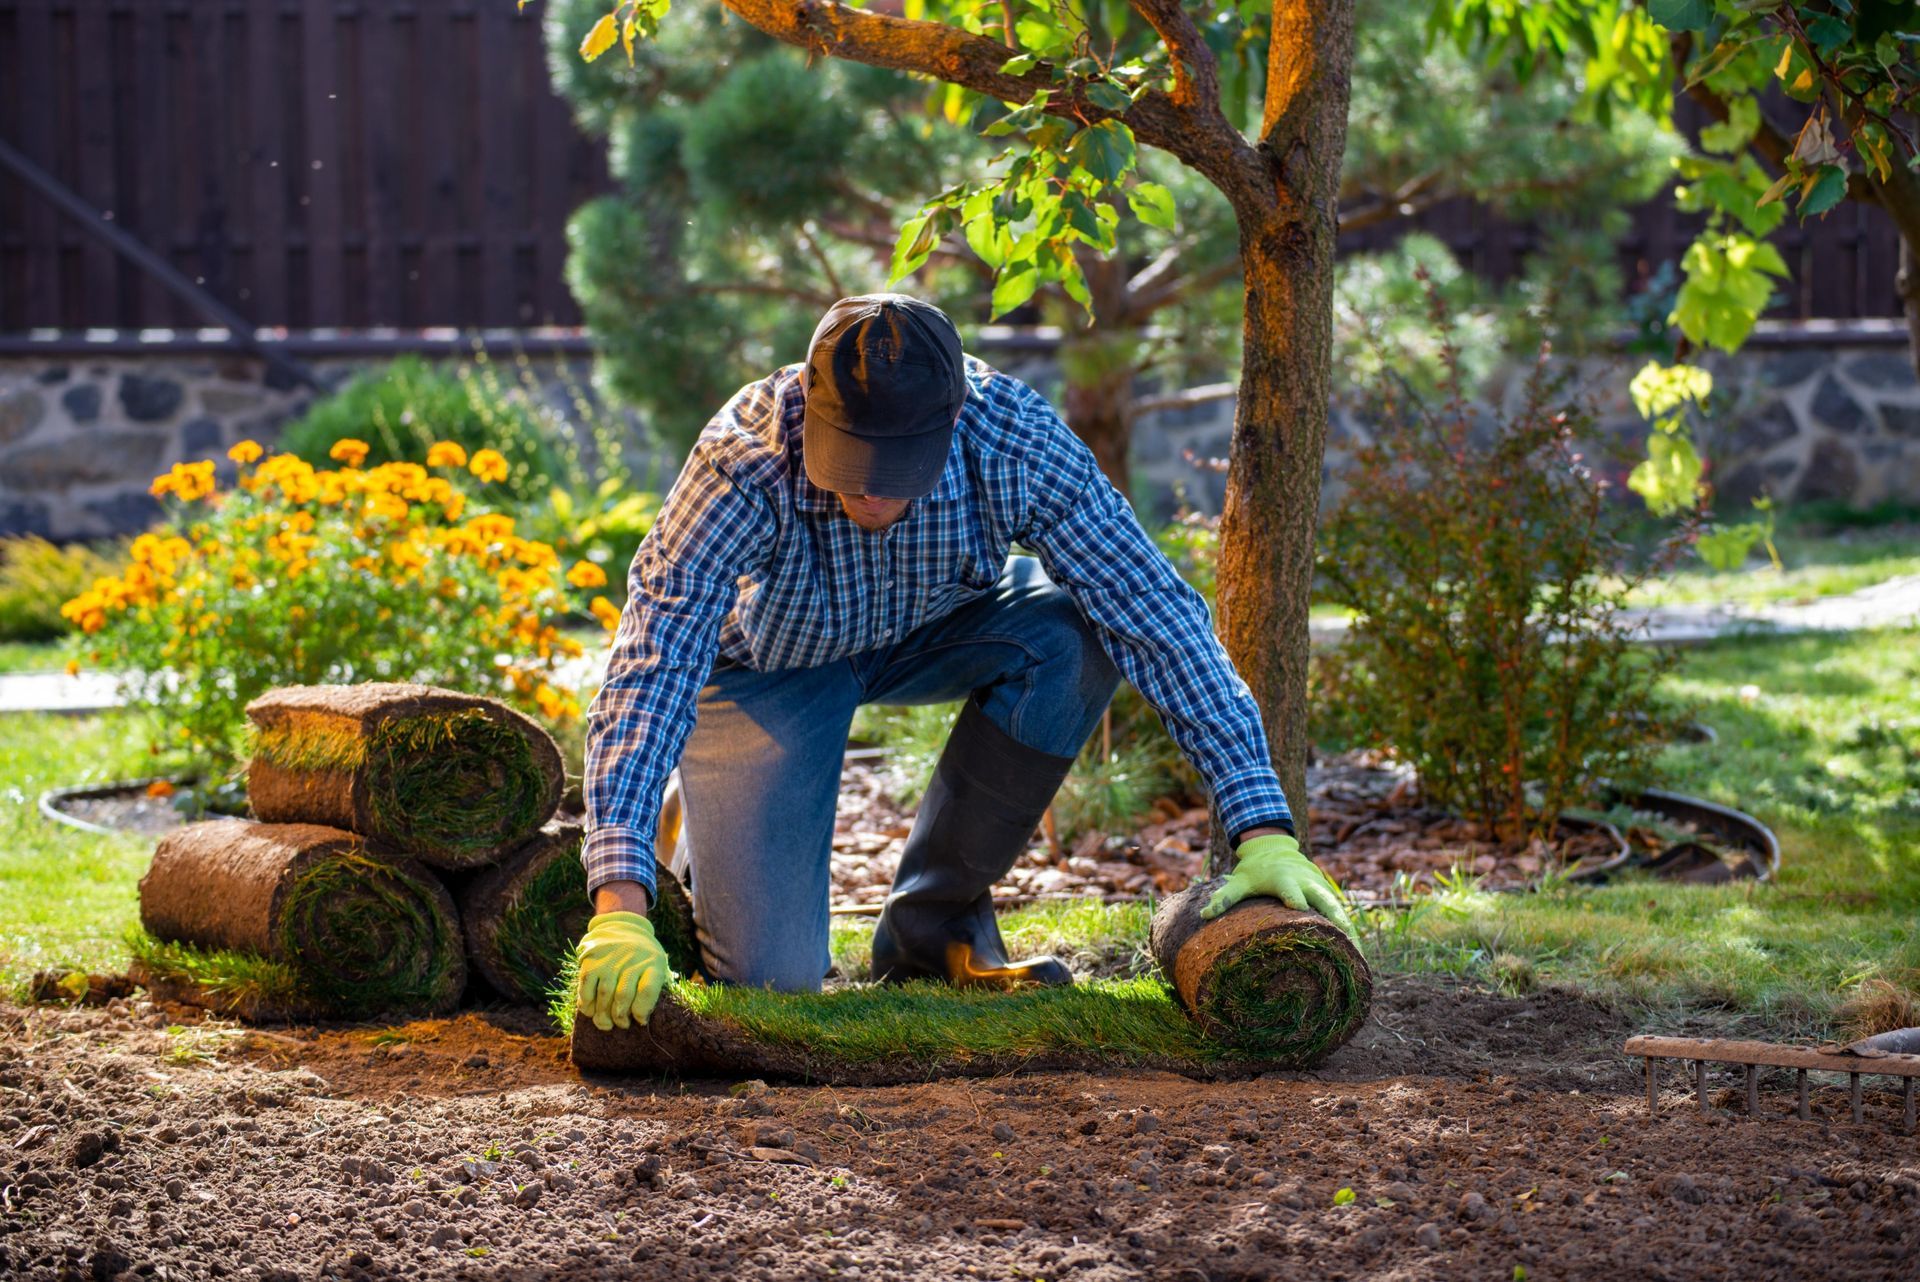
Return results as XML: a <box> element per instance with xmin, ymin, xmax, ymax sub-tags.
<box><xmin>463</xmin><ymin>1052</ymin><xmax>490</xmax><ymax>1069</ymax></box>
<box><xmin>1383</xmin><ymin>1182</ymin><xmax>1416</xmax><ymax>1203</ymax></box>
<box><xmin>1414</xmin><ymin>1223</ymin><xmax>1442</xmax><ymax>1248</ymax></box>
<box><xmin>1457</xmin><ymin>1191</ymin><xmax>1489</xmax><ymax>1223</ymax></box>
<box><xmin>991</xmin><ymin>1122</ymin><xmax>1015</xmax><ymax>1143</ymax></box>
<box><xmin>753</xmin><ymin>1124</ymin><xmax>796</xmax><ymax>1149</ymax></box>
<box><xmin>163</xmin><ymin>1178</ymin><xmax>187</xmax><ymax>1202</ymax></box>
<box><xmin>401</xmin><ymin>1199</ymin><xmax>430</xmax><ymax>1218</ymax></box>
<box><xmin>515</xmin><ymin>1183</ymin><xmax>543</xmax><ymax>1209</ymax></box>
<box><xmin>67</xmin><ymin>1130</ymin><xmax>116</xmax><ymax>1169</ymax></box>
<box><xmin>427</xmin><ymin>1226</ymin><xmax>460</xmax><ymax>1249</ymax></box>
<box><xmin>1132</xmin><ymin>1113</ymin><xmax>1160</xmax><ymax>1135</ymax></box>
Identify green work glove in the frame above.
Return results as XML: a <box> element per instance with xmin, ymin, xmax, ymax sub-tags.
<box><xmin>575</xmin><ymin>911</ymin><xmax>672</xmax><ymax>1032</ymax></box>
<box><xmin>1201</xmin><ymin>833</ymin><xmax>1356</xmax><ymax>941</ymax></box>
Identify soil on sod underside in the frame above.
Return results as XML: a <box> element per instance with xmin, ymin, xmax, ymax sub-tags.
<box><xmin>4</xmin><ymin>974</ymin><xmax>1915</xmax><ymax>1281</ymax></box>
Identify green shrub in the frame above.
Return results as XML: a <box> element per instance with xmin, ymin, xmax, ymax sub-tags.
<box><xmin>1316</xmin><ymin>307</ymin><xmax>1684</xmax><ymax>848</ymax></box>
<box><xmin>0</xmin><ymin>536</ymin><xmax>124</xmax><ymax>642</ymax></box>
<box><xmin>280</xmin><ymin>354</ymin><xmax>571</xmax><ymax>505</ymax></box>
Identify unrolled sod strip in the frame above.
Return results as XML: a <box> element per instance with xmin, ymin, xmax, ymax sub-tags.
<box><xmin>1149</xmin><ymin>879</ymin><xmax>1372</xmax><ymax>1064</ymax></box>
<box><xmin>139</xmin><ymin>818</ymin><xmax>465</xmax><ymax>1018</ymax></box>
<box><xmin>245</xmin><ymin>682</ymin><xmax>565</xmax><ymax>870</ymax></box>
<box><xmin>453</xmin><ymin>821</ymin><xmax>593</xmax><ymax>1004</ymax></box>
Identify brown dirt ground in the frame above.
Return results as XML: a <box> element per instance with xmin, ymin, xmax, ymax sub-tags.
<box><xmin>4</xmin><ymin>976</ymin><xmax>1916</xmax><ymax>1281</ymax></box>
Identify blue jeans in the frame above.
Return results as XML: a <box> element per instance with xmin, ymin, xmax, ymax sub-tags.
<box><xmin>673</xmin><ymin>554</ymin><xmax>1122</xmax><ymax>991</ymax></box>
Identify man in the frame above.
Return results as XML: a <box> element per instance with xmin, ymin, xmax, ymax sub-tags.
<box><xmin>573</xmin><ymin>293</ymin><xmax>1352</xmax><ymax>1032</ymax></box>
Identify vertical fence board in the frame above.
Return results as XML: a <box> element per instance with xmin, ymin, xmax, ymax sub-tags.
<box><xmin>243</xmin><ymin>0</ymin><xmax>287</xmax><ymax>324</ymax></box>
<box><xmin>359</xmin><ymin>1</ymin><xmax>404</xmax><ymax>329</ymax></box>
<box><xmin>301</xmin><ymin>0</ymin><xmax>343</xmax><ymax>326</ymax></box>
<box><xmin>4</xmin><ymin>1</ymin><xmax>63</xmax><ymax>326</ymax></box>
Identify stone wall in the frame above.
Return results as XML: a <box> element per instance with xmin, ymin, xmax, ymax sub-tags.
<box><xmin>1</xmin><ymin>328</ymin><xmax>1915</xmax><ymax>542</ymax></box>
<box><xmin>0</xmin><ymin>348</ymin><xmax>661</xmax><ymax>541</ymax></box>
<box><xmin>1120</xmin><ymin>331</ymin><xmax>1920</xmax><ymax>524</ymax></box>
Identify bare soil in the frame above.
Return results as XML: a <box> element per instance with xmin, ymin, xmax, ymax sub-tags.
<box><xmin>5</xmin><ymin>976</ymin><xmax>1916</xmax><ymax>1281</ymax></box>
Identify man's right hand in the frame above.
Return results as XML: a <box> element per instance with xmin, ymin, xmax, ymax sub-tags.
<box><xmin>575</xmin><ymin>911</ymin><xmax>672</xmax><ymax>1031</ymax></box>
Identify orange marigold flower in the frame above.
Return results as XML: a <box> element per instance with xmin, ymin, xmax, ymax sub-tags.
<box><xmin>565</xmin><ymin>560</ymin><xmax>608</xmax><ymax>590</ymax></box>
<box><xmin>590</xmin><ymin>595</ymin><xmax>621</xmax><ymax>633</ymax></box>
<box><xmin>329</xmin><ymin>438</ymin><xmax>371</xmax><ymax>467</ymax></box>
<box><xmin>146</xmin><ymin>779</ymin><xmax>176</xmax><ymax>799</ymax></box>
<box><xmin>228</xmin><ymin>439</ymin><xmax>264</xmax><ymax>465</ymax></box>
<box><xmin>64</xmin><ymin>658</ymin><xmax>81</xmax><ymax>677</ymax></box>
<box><xmin>426</xmin><ymin>441</ymin><xmax>469</xmax><ymax>469</ymax></box>
<box><xmin>468</xmin><ymin>448</ymin><xmax>509</xmax><ymax>484</ymax></box>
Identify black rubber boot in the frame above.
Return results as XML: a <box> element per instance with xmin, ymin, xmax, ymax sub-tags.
<box><xmin>871</xmin><ymin>694</ymin><xmax>1077</xmax><ymax>989</ymax></box>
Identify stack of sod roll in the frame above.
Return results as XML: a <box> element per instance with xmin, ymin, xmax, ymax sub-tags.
<box><xmin>136</xmin><ymin>682</ymin><xmax>594</xmax><ymax>1020</ymax></box>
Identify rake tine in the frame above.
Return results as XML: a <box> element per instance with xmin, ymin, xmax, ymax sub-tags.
<box><xmin>1797</xmin><ymin>1069</ymin><xmax>1809</xmax><ymax>1122</ymax></box>
<box><xmin>1744</xmin><ymin>1064</ymin><xmax>1758</xmax><ymax>1117</ymax></box>
<box><xmin>1645</xmin><ymin>1056</ymin><xmax>1658</xmax><ymax>1117</ymax></box>
<box><xmin>1850</xmin><ymin>1073</ymin><xmax>1863</xmax><ymax>1125</ymax></box>
<box><xmin>1904</xmin><ymin>1078</ymin><xmax>1915</xmax><ymax>1136</ymax></box>
<box><xmin>1696</xmin><ymin>1060</ymin><xmax>1708</xmax><ymax>1114</ymax></box>
<box><xmin>1625</xmin><ymin>1036</ymin><xmax>1920</xmax><ymax>1135</ymax></box>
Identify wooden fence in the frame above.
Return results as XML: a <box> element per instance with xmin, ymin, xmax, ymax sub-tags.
<box><xmin>0</xmin><ymin>0</ymin><xmax>1905</xmax><ymax>332</ymax></box>
<box><xmin>0</xmin><ymin>0</ymin><xmax>612</xmax><ymax>331</ymax></box>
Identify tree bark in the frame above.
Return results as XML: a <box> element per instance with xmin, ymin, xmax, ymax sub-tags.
<box><xmin>1208</xmin><ymin>0</ymin><xmax>1356</xmax><ymax>875</ymax></box>
<box><xmin>1059</xmin><ymin>328</ymin><xmax>1144</xmax><ymax>494</ymax></box>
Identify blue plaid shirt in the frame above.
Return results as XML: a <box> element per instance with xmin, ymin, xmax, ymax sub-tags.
<box><xmin>582</xmin><ymin>355</ymin><xmax>1294</xmax><ymax>899</ymax></box>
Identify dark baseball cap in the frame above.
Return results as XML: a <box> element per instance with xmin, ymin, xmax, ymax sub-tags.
<box><xmin>801</xmin><ymin>293</ymin><xmax>966</xmax><ymax>500</ymax></box>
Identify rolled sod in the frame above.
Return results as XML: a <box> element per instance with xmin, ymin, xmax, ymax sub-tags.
<box><xmin>453</xmin><ymin>821</ymin><xmax>592</xmax><ymax>1004</ymax></box>
<box><xmin>1149</xmin><ymin>879</ymin><xmax>1372</xmax><ymax>1065</ymax></box>
<box><xmin>245</xmin><ymin>682</ymin><xmax>565</xmax><ymax>869</ymax></box>
<box><xmin>139</xmin><ymin>818</ymin><xmax>465</xmax><ymax>1018</ymax></box>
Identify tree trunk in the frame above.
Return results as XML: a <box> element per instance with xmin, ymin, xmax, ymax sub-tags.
<box><xmin>1207</xmin><ymin>0</ymin><xmax>1356</xmax><ymax>876</ymax></box>
<box><xmin>1058</xmin><ymin>328</ymin><xmax>1145</xmax><ymax>495</ymax></box>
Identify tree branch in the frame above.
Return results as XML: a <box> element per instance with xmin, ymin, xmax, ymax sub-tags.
<box><xmin>1130</xmin><ymin>381</ymin><xmax>1237</xmax><ymax>418</ymax></box>
<box><xmin>1125</xmin><ymin>0</ymin><xmax>1219</xmax><ymax>113</ymax></box>
<box><xmin>715</xmin><ymin>0</ymin><xmax>1266</xmax><ymax>200</ymax></box>
<box><xmin>1671</xmin><ymin>31</ymin><xmax>1881</xmax><ymax>207</ymax></box>
<box><xmin>1128</xmin><ymin>250</ymin><xmax>1242</xmax><ymax>317</ymax></box>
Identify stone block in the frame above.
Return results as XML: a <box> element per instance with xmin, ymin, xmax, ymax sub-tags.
<box><xmin>61</xmin><ymin>383</ymin><xmax>102</xmax><ymax>423</ymax></box>
<box><xmin>0</xmin><ymin>496</ymin><xmax>52</xmax><ymax>538</ymax></box>
<box><xmin>1809</xmin><ymin>375</ymin><xmax>1866</xmax><ymax>435</ymax></box>
<box><xmin>118</xmin><ymin>374</ymin><xmax>185</xmax><ymax>423</ymax></box>
<box><xmin>1793</xmin><ymin>439</ymin><xmax>1860</xmax><ymax>504</ymax></box>
<box><xmin>82</xmin><ymin>491</ymin><xmax>165</xmax><ymax>535</ymax></box>
<box><xmin>1724</xmin><ymin>400</ymin><xmax>1799</xmax><ymax>457</ymax></box>
<box><xmin>199</xmin><ymin>385</ymin><xmax>268</xmax><ymax>417</ymax></box>
<box><xmin>0</xmin><ymin>431</ymin><xmax>169</xmax><ymax>492</ymax></box>
<box><xmin>1842</xmin><ymin>351</ymin><xmax>1914</xmax><ymax>391</ymax></box>
<box><xmin>1880</xmin><ymin>403</ymin><xmax>1920</xmax><ymax>438</ymax></box>
<box><xmin>180</xmin><ymin>417</ymin><xmax>224</xmax><ymax>457</ymax></box>
<box><xmin>36</xmin><ymin>366</ymin><xmax>69</xmax><ymax>385</ymax></box>
<box><xmin>0</xmin><ymin>389</ymin><xmax>46</xmax><ymax>445</ymax></box>
<box><xmin>1757</xmin><ymin>349</ymin><xmax>1825</xmax><ymax>389</ymax></box>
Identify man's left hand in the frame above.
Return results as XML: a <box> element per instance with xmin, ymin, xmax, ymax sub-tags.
<box><xmin>1201</xmin><ymin>833</ymin><xmax>1356</xmax><ymax>941</ymax></box>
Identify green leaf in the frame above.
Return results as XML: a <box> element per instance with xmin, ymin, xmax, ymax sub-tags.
<box><xmin>1065</xmin><ymin>119</ymin><xmax>1137</xmax><ymax>188</ymax></box>
<box><xmin>1804</xmin><ymin>15</ymin><xmax>1853</xmax><ymax>59</ymax></box>
<box><xmin>1084</xmin><ymin>80</ymin><xmax>1133</xmax><ymax>113</ymax></box>
<box><xmin>1053</xmin><ymin>244</ymin><xmax>1094</xmax><ymax>315</ymax></box>
<box><xmin>1333</xmin><ymin>1187</ymin><xmax>1357</xmax><ymax>1207</ymax></box>
<box><xmin>1648</xmin><ymin>0</ymin><xmax>1711</xmax><ymax>31</ymax></box>
<box><xmin>965</xmin><ymin>214</ymin><xmax>1007</xmax><ymax>269</ymax></box>
<box><xmin>1015</xmin><ymin>12</ymin><xmax>1071</xmax><ymax>56</ymax></box>
<box><xmin>1126</xmin><ymin>181</ymin><xmax>1176</xmax><ymax>230</ymax></box>
<box><xmin>1797</xmin><ymin>164</ymin><xmax>1849</xmax><ymax>218</ymax></box>
<box><xmin>1697</xmin><ymin>521</ymin><xmax>1768</xmax><ymax>572</ymax></box>
<box><xmin>1628</xmin><ymin>433</ymin><xmax>1704</xmax><ymax>517</ymax></box>
<box><xmin>999</xmin><ymin>53</ymin><xmax>1039</xmax><ymax>77</ymax></box>
<box><xmin>991</xmin><ymin>265</ymin><xmax>1041</xmax><ymax>318</ymax></box>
